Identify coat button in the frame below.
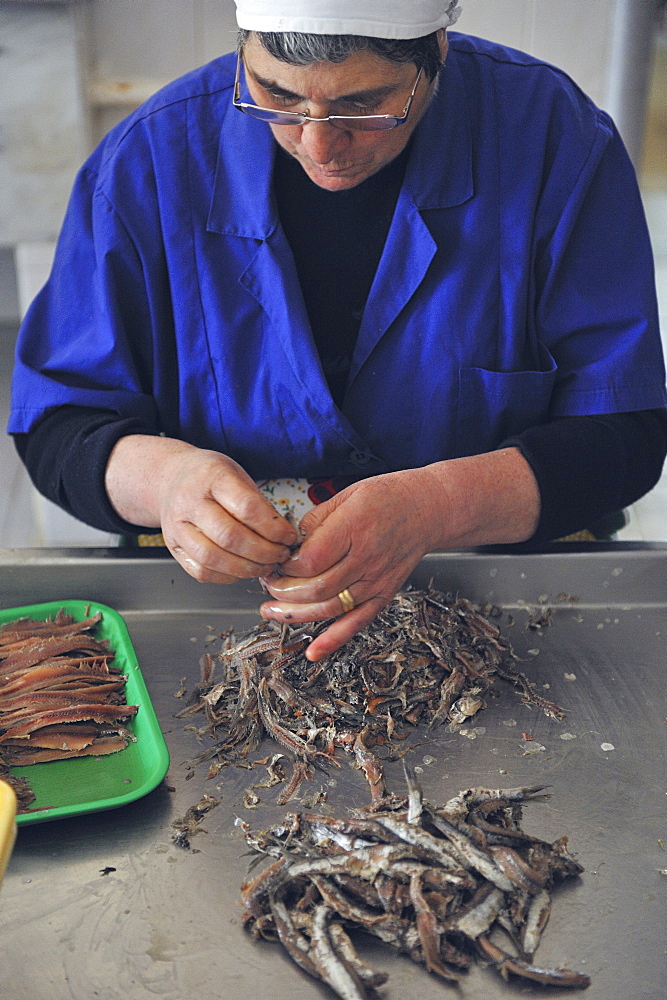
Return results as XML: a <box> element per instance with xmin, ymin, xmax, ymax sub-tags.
<box><xmin>349</xmin><ymin>450</ymin><xmax>372</xmax><ymax>466</ymax></box>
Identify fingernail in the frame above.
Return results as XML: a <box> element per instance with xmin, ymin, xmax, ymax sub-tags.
<box><xmin>264</xmin><ymin>605</ymin><xmax>292</xmax><ymax>617</ymax></box>
<box><xmin>272</xmin><ymin>579</ymin><xmax>307</xmax><ymax>594</ymax></box>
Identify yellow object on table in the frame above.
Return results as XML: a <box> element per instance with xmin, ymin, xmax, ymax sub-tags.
<box><xmin>0</xmin><ymin>779</ymin><xmax>17</xmax><ymax>888</ymax></box>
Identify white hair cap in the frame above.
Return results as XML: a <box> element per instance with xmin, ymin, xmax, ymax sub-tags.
<box><xmin>234</xmin><ymin>1</ymin><xmax>462</xmax><ymax>40</ymax></box>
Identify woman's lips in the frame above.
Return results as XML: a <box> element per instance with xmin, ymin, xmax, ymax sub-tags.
<box><xmin>310</xmin><ymin>161</ymin><xmax>369</xmax><ymax>176</ymax></box>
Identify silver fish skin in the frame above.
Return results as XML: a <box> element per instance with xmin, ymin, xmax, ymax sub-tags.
<box><xmin>311</xmin><ymin>904</ymin><xmax>370</xmax><ymax>1000</ymax></box>
<box><xmin>449</xmin><ymin>885</ymin><xmax>505</xmax><ymax>939</ymax></box>
<box><xmin>477</xmin><ymin>934</ymin><xmax>591</xmax><ymax>989</ymax></box>
<box><xmin>403</xmin><ymin>762</ymin><xmax>423</xmax><ymax>825</ymax></box>
<box><xmin>369</xmin><ymin>814</ymin><xmax>476</xmax><ymax>873</ymax></box>
<box><xmin>268</xmin><ymin>891</ymin><xmax>322</xmax><ymax>980</ymax></box>
<box><xmin>275</xmin><ymin>843</ymin><xmax>420</xmax><ymax>887</ymax></box>
<box><xmin>521</xmin><ymin>887</ymin><xmax>552</xmax><ymax>957</ymax></box>
<box><xmin>440</xmin><ymin>785</ymin><xmax>549</xmax><ymax>824</ymax></box>
<box><xmin>328</xmin><ymin>923</ymin><xmax>389</xmax><ymax>989</ymax></box>
<box><xmin>388</xmin><ymin>858</ymin><xmax>474</xmax><ymax>888</ymax></box>
<box><xmin>420</xmin><ymin>812</ymin><xmax>515</xmax><ymax>893</ymax></box>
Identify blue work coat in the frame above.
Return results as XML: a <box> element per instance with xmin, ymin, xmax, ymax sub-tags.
<box><xmin>9</xmin><ymin>34</ymin><xmax>667</xmax><ymax>480</ymax></box>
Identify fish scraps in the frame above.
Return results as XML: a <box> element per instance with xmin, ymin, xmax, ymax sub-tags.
<box><xmin>179</xmin><ymin>587</ymin><xmax>565</xmax><ymax>803</ymax></box>
<box><xmin>171</xmin><ymin>793</ymin><xmax>221</xmax><ymax>849</ymax></box>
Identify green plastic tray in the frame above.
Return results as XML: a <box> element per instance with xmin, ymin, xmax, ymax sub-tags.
<box><xmin>0</xmin><ymin>600</ymin><xmax>170</xmax><ymax>826</ymax></box>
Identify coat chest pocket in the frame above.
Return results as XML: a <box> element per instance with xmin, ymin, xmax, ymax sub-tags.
<box><xmin>455</xmin><ymin>355</ymin><xmax>558</xmax><ymax>457</ymax></box>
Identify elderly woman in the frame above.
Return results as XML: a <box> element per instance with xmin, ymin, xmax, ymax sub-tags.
<box><xmin>9</xmin><ymin>1</ymin><xmax>667</xmax><ymax>659</ymax></box>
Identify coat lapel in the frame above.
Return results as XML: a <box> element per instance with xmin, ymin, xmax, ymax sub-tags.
<box><xmin>349</xmin><ymin>188</ymin><xmax>438</xmax><ymax>380</ymax></box>
<box><xmin>348</xmin><ymin>56</ymin><xmax>474</xmax><ymax>384</ymax></box>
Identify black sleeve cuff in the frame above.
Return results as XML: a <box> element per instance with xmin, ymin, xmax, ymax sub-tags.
<box><xmin>13</xmin><ymin>406</ymin><xmax>162</xmax><ymax>535</ymax></box>
<box><xmin>503</xmin><ymin>409</ymin><xmax>667</xmax><ymax>545</ymax></box>
<box><xmin>15</xmin><ymin>406</ymin><xmax>667</xmax><ymax>545</ymax></box>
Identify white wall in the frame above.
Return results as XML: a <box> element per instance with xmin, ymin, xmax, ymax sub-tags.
<box><xmin>0</xmin><ymin>2</ymin><xmax>89</xmax><ymax>246</ymax></box>
<box><xmin>461</xmin><ymin>0</ymin><xmax>617</xmax><ymax>108</ymax></box>
<box><xmin>90</xmin><ymin>0</ymin><xmax>236</xmax><ymax>78</ymax></box>
<box><xmin>461</xmin><ymin>0</ymin><xmax>658</xmax><ymax>164</ymax></box>
<box><xmin>2</xmin><ymin>0</ymin><xmax>659</xmax><ymax>249</ymax></box>
<box><xmin>86</xmin><ymin>0</ymin><xmax>623</xmax><ymax>109</ymax></box>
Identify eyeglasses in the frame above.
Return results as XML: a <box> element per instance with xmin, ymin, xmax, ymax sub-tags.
<box><xmin>233</xmin><ymin>52</ymin><xmax>423</xmax><ymax>132</ymax></box>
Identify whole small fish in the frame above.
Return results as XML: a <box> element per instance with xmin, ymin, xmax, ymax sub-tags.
<box><xmin>241</xmin><ymin>778</ymin><xmax>590</xmax><ymax>996</ymax></box>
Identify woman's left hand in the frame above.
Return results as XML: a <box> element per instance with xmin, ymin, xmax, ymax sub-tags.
<box><xmin>258</xmin><ymin>450</ymin><xmax>541</xmax><ymax>660</ymax></box>
<box><xmin>258</xmin><ymin>469</ymin><xmax>442</xmax><ymax>661</ymax></box>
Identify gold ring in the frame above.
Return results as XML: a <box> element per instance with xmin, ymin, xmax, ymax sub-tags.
<box><xmin>337</xmin><ymin>589</ymin><xmax>355</xmax><ymax>613</ymax></box>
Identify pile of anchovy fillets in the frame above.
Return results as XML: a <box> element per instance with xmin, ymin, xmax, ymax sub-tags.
<box><xmin>181</xmin><ymin>587</ymin><xmax>565</xmax><ymax>804</ymax></box>
<box><xmin>0</xmin><ymin>609</ymin><xmax>138</xmax><ymax>809</ymax></box>
<box><xmin>240</xmin><ymin>771</ymin><xmax>591</xmax><ymax>995</ymax></box>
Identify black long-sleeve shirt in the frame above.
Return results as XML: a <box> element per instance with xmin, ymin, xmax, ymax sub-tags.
<box><xmin>13</xmin><ymin>404</ymin><xmax>667</xmax><ymax>544</ymax></box>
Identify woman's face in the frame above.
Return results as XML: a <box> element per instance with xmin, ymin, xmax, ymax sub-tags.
<box><xmin>241</xmin><ymin>33</ymin><xmax>446</xmax><ymax>191</ymax></box>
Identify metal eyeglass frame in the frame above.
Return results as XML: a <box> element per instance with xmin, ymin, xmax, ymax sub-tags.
<box><xmin>232</xmin><ymin>51</ymin><xmax>423</xmax><ymax>132</ymax></box>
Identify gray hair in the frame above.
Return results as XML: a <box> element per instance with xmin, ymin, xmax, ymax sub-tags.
<box><xmin>237</xmin><ymin>28</ymin><xmax>447</xmax><ymax>81</ymax></box>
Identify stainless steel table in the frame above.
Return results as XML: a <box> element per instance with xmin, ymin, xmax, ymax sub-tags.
<box><xmin>0</xmin><ymin>545</ymin><xmax>665</xmax><ymax>1000</ymax></box>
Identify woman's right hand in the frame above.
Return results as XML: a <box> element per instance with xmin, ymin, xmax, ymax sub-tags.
<box><xmin>104</xmin><ymin>435</ymin><xmax>297</xmax><ymax>583</ymax></box>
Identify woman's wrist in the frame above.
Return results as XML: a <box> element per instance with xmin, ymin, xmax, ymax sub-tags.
<box><xmin>417</xmin><ymin>448</ymin><xmax>541</xmax><ymax>550</ymax></box>
<box><xmin>104</xmin><ymin>434</ymin><xmax>198</xmax><ymax>527</ymax></box>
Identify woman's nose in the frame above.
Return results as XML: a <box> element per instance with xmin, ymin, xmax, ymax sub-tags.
<box><xmin>297</xmin><ymin>118</ymin><xmax>350</xmax><ymax>163</ymax></box>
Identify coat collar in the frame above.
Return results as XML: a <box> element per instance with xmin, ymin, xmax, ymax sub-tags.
<box><xmin>403</xmin><ymin>55</ymin><xmax>473</xmax><ymax>210</ymax></box>
<box><xmin>206</xmin><ymin>51</ymin><xmax>473</xmax><ymax>237</ymax></box>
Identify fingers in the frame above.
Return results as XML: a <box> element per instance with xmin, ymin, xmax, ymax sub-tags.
<box><xmin>163</xmin><ymin>507</ymin><xmax>293</xmax><ymax>583</ymax></box>
<box><xmin>211</xmin><ymin>475</ymin><xmax>298</xmax><ymax>549</ymax></box>
<box><xmin>107</xmin><ymin>435</ymin><xmax>301</xmax><ymax>585</ymax></box>
<box><xmin>157</xmin><ymin>452</ymin><xmax>300</xmax><ymax>582</ymax></box>
<box><xmin>304</xmin><ymin>600</ymin><xmax>387</xmax><ymax>661</ymax></box>
<box><xmin>258</xmin><ymin>472</ymin><xmax>433</xmax><ymax>654</ymax></box>
<box><xmin>260</xmin><ymin>582</ymin><xmax>362</xmax><ymax>625</ymax></box>
<box><xmin>166</xmin><ymin>520</ymin><xmax>282</xmax><ymax>584</ymax></box>
<box><xmin>192</xmin><ymin>495</ymin><xmax>294</xmax><ymax>567</ymax></box>
<box><xmin>259</xmin><ymin>591</ymin><xmax>387</xmax><ymax>661</ymax></box>
<box><xmin>296</xmin><ymin>495</ymin><xmax>338</xmax><ymax>537</ymax></box>
<box><xmin>280</xmin><ymin>501</ymin><xmax>350</xmax><ymax>579</ymax></box>
<box><xmin>168</xmin><ymin>543</ymin><xmax>239</xmax><ymax>584</ymax></box>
